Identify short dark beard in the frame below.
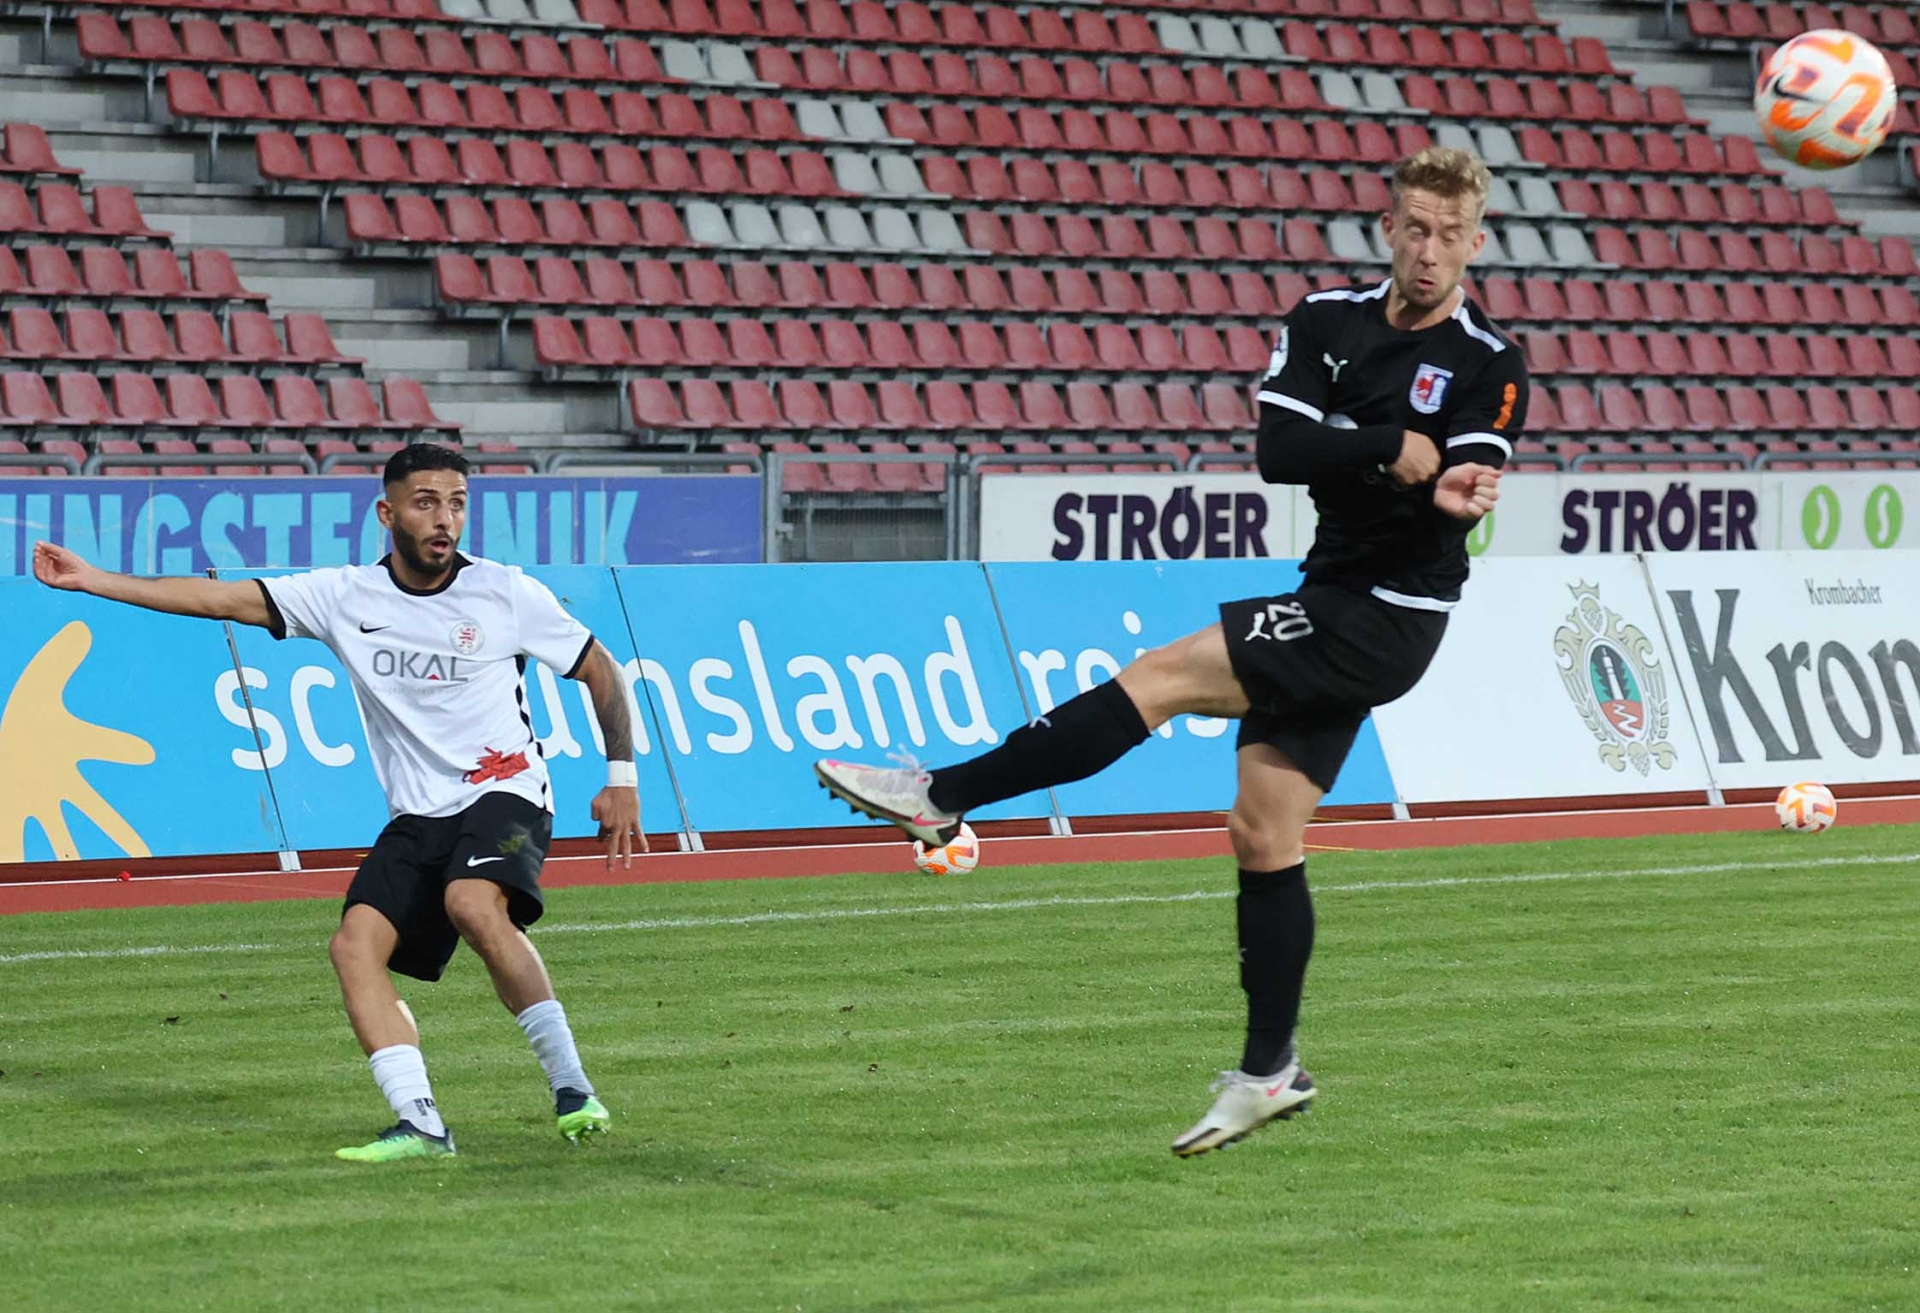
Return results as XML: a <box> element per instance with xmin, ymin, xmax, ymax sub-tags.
<box><xmin>390</xmin><ymin>523</ymin><xmax>453</xmax><ymax>581</ymax></box>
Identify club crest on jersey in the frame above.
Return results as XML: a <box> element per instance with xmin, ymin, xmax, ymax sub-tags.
<box><xmin>1409</xmin><ymin>363</ymin><xmax>1453</xmax><ymax>415</ymax></box>
<box><xmin>450</xmin><ymin>620</ymin><xmax>485</xmax><ymax>656</ymax></box>
<box><xmin>1552</xmin><ymin>583</ymin><xmax>1678</xmax><ymax>777</ymax></box>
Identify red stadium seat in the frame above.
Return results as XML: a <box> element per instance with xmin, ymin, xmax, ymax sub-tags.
<box><xmin>383</xmin><ymin>379</ymin><xmax>453</xmax><ymax>431</ymax></box>
<box><xmin>115</xmin><ymin>310</ymin><xmax>173</xmax><ymax>363</ymax></box>
<box><xmin>628</xmin><ymin>378</ymin><xmax>688</xmax><ymax>429</ymax></box>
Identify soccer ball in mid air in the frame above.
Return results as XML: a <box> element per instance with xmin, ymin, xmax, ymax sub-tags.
<box><xmin>1774</xmin><ymin>782</ymin><xmax>1838</xmax><ymax>833</ymax></box>
<box><xmin>1755</xmin><ymin>30</ymin><xmax>1895</xmax><ymax>168</ymax></box>
<box><xmin>912</xmin><ymin>823</ymin><xmax>980</xmax><ymax>875</ymax></box>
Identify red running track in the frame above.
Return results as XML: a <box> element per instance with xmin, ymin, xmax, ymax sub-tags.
<box><xmin>5</xmin><ymin>797</ymin><xmax>1917</xmax><ymax>917</ymax></box>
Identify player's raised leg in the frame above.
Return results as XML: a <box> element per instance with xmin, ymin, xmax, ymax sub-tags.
<box><xmin>443</xmin><ymin>879</ymin><xmax>610</xmax><ymax>1143</ymax></box>
<box><xmin>329</xmin><ymin>904</ymin><xmax>456</xmax><ymax>1161</ymax></box>
<box><xmin>815</xmin><ymin>624</ymin><xmax>1251</xmax><ymax>843</ymax></box>
<box><xmin>1172</xmin><ymin>743</ymin><xmax>1323</xmax><ymax>1157</ymax></box>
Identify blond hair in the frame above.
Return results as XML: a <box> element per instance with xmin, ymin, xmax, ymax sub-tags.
<box><xmin>1390</xmin><ymin>147</ymin><xmax>1492</xmax><ymax>225</ymax></box>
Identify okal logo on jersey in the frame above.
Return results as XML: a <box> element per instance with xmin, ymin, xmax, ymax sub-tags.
<box><xmin>1552</xmin><ymin>582</ymin><xmax>1679</xmax><ymax>776</ymax></box>
<box><xmin>370</xmin><ymin>649</ymin><xmax>473</xmax><ymax>683</ymax></box>
<box><xmin>1409</xmin><ymin>363</ymin><xmax>1452</xmax><ymax>415</ymax></box>
<box><xmin>450</xmin><ymin>620</ymin><xmax>485</xmax><ymax>656</ymax></box>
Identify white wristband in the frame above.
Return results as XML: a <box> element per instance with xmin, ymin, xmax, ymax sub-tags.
<box><xmin>607</xmin><ymin>760</ymin><xmax>637</xmax><ymax>789</ymax></box>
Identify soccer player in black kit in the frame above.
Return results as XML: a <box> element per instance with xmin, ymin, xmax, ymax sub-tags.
<box><xmin>817</xmin><ymin>147</ymin><xmax>1526</xmax><ymax>1155</ymax></box>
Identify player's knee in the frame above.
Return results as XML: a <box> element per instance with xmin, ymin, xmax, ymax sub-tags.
<box><xmin>1117</xmin><ymin>641</ymin><xmax>1188</xmax><ymax>727</ymax></box>
<box><xmin>444</xmin><ymin>885</ymin><xmax>511</xmax><ymax>945</ymax></box>
<box><xmin>1228</xmin><ymin>804</ymin><xmax>1303</xmax><ymax>871</ymax></box>
<box><xmin>328</xmin><ymin>923</ymin><xmax>377</xmax><ymax>975</ymax></box>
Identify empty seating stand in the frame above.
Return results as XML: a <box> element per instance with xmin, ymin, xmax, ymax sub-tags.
<box><xmin>40</xmin><ymin>0</ymin><xmax>1920</xmax><ymax>475</ymax></box>
<box><xmin>0</xmin><ymin>122</ymin><xmax>464</xmax><ymax>473</ymax></box>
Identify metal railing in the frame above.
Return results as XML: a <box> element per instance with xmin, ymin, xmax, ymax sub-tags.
<box><xmin>767</xmin><ymin>450</ymin><xmax>960</xmax><ymax>562</ymax></box>
<box><xmin>318</xmin><ymin>449</ymin><xmax>529</xmax><ymax>475</ymax></box>
<box><xmin>546</xmin><ymin>450</ymin><xmax>762</xmax><ymax>474</ymax></box>
<box><xmin>1753</xmin><ymin>448</ymin><xmax>1920</xmax><ymax>470</ymax></box>
<box><xmin>1186</xmin><ymin>451</ymin><xmax>1259</xmax><ymax>471</ymax></box>
<box><xmin>85</xmin><ymin>450</ymin><xmax>319</xmax><ymax>476</ymax></box>
<box><xmin>958</xmin><ymin>451</ymin><xmax>1181</xmax><ymax>559</ymax></box>
<box><xmin>1569</xmin><ymin>450</ymin><xmax>1751</xmax><ymax>471</ymax></box>
<box><xmin>1506</xmin><ymin>450</ymin><xmax>1569</xmax><ymax>470</ymax></box>
<box><xmin>0</xmin><ymin>450</ymin><xmax>82</xmax><ymax>475</ymax></box>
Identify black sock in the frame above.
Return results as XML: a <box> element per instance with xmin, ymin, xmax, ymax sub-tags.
<box><xmin>1237</xmin><ymin>863</ymin><xmax>1314</xmax><ymax>1078</ymax></box>
<box><xmin>927</xmin><ymin>679</ymin><xmax>1151</xmax><ymax>816</ymax></box>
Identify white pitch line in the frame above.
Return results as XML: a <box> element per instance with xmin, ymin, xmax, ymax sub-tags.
<box><xmin>0</xmin><ymin>942</ymin><xmax>274</xmax><ymax>965</ymax></box>
<box><xmin>5</xmin><ymin>851</ymin><xmax>1915</xmax><ymax>965</ymax></box>
<box><xmin>536</xmin><ymin>850</ymin><xmax>1920</xmax><ymax>937</ymax></box>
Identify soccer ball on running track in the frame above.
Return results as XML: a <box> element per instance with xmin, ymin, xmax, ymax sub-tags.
<box><xmin>912</xmin><ymin>822</ymin><xmax>980</xmax><ymax>876</ymax></box>
<box><xmin>1754</xmin><ymin>29</ymin><xmax>1896</xmax><ymax>169</ymax></box>
<box><xmin>1774</xmin><ymin>781</ymin><xmax>1839</xmax><ymax>833</ymax></box>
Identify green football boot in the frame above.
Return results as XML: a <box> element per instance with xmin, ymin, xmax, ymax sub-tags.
<box><xmin>555</xmin><ymin>1087</ymin><xmax>610</xmax><ymax>1143</ymax></box>
<box><xmin>335</xmin><ymin>1121</ymin><xmax>456</xmax><ymax>1163</ymax></box>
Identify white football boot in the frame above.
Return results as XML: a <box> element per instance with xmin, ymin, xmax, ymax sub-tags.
<box><xmin>814</xmin><ymin>758</ymin><xmax>962</xmax><ymax>846</ymax></box>
<box><xmin>1171</xmin><ymin>1059</ymin><xmax>1317</xmax><ymax>1158</ymax></box>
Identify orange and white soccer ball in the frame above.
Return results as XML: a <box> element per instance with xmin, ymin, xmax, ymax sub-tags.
<box><xmin>1755</xmin><ymin>30</ymin><xmax>1896</xmax><ymax>169</ymax></box>
<box><xmin>1775</xmin><ymin>781</ymin><xmax>1839</xmax><ymax>833</ymax></box>
<box><xmin>912</xmin><ymin>822</ymin><xmax>979</xmax><ymax>875</ymax></box>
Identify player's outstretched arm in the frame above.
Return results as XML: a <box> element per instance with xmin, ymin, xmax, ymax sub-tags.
<box><xmin>32</xmin><ymin>540</ymin><xmax>272</xmax><ymax>628</ymax></box>
<box><xmin>573</xmin><ymin>639</ymin><xmax>648</xmax><ymax>866</ymax></box>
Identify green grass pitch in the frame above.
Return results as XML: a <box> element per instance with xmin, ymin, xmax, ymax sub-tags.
<box><xmin>3</xmin><ymin>825</ymin><xmax>1919</xmax><ymax>1312</ymax></box>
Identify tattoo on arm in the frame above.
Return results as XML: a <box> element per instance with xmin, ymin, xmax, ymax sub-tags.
<box><xmin>588</xmin><ymin>646</ymin><xmax>634</xmax><ymax>763</ymax></box>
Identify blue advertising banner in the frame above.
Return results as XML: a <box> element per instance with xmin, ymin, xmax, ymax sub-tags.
<box><xmin>0</xmin><ymin>580</ymin><xmax>284</xmax><ymax>862</ymax></box>
<box><xmin>613</xmin><ymin>563</ymin><xmax>1051</xmax><ymax>832</ymax></box>
<box><xmin>984</xmin><ymin>561</ymin><xmax>1398</xmax><ymax>811</ymax></box>
<box><xmin>0</xmin><ymin>475</ymin><xmax>761</xmax><ymax>576</ymax></box>
<box><xmin>218</xmin><ymin>566</ymin><xmax>685</xmax><ymax>852</ymax></box>
<box><xmin>1</xmin><ymin>561</ymin><xmax>1405</xmax><ymax>867</ymax></box>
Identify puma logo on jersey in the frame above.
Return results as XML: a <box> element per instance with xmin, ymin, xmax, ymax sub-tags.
<box><xmin>1244</xmin><ymin>601</ymin><xmax>1312</xmax><ymax>644</ymax></box>
<box><xmin>1323</xmin><ymin>353</ymin><xmax>1350</xmax><ymax>382</ymax></box>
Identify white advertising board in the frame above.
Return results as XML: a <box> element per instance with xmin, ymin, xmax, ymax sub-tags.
<box><xmin>1370</xmin><ymin>555</ymin><xmax>1717</xmax><ymax>802</ymax></box>
<box><xmin>980</xmin><ymin>471</ymin><xmax>1920</xmax><ymax>564</ymax></box>
<box><xmin>1478</xmin><ymin>471</ymin><xmax>1920</xmax><ymax>556</ymax></box>
<box><xmin>978</xmin><ymin>474</ymin><xmax>1310</xmax><ymax>562</ymax></box>
<box><xmin>1644</xmin><ymin>551</ymin><xmax>1920</xmax><ymax>789</ymax></box>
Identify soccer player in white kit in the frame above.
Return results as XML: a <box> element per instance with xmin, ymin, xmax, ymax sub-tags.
<box><xmin>32</xmin><ymin>444</ymin><xmax>646</xmax><ymax>1162</ymax></box>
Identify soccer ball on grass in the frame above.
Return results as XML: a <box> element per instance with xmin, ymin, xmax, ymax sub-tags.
<box><xmin>1774</xmin><ymin>781</ymin><xmax>1838</xmax><ymax>833</ymax></box>
<box><xmin>912</xmin><ymin>822</ymin><xmax>980</xmax><ymax>875</ymax></box>
<box><xmin>1754</xmin><ymin>30</ymin><xmax>1895</xmax><ymax>168</ymax></box>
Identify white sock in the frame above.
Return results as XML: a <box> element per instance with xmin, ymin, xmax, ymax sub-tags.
<box><xmin>368</xmin><ymin>1044</ymin><xmax>446</xmax><ymax>1138</ymax></box>
<box><xmin>516</xmin><ymin>999</ymin><xmax>592</xmax><ymax>1096</ymax></box>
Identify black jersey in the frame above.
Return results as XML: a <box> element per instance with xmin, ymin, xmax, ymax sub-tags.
<box><xmin>1255</xmin><ymin>277</ymin><xmax>1529</xmax><ymax>609</ymax></box>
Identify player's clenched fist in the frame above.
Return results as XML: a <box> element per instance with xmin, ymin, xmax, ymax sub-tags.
<box><xmin>1434</xmin><ymin>463</ymin><xmax>1502</xmax><ymax>521</ymax></box>
<box><xmin>1386</xmin><ymin>431</ymin><xmax>1442</xmax><ymax>487</ymax></box>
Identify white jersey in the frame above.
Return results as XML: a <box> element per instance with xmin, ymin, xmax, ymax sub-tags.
<box><xmin>257</xmin><ymin>554</ymin><xmax>593</xmax><ymax>820</ymax></box>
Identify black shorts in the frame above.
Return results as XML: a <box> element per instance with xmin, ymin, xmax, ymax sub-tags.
<box><xmin>344</xmin><ymin>791</ymin><xmax>553</xmax><ymax>983</ymax></box>
<box><xmin>1218</xmin><ymin>583</ymin><xmax>1448</xmax><ymax>793</ymax></box>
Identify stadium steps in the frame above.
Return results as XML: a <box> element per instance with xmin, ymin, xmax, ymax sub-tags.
<box><xmin>0</xmin><ymin>14</ymin><xmax>593</xmax><ymax>449</ymax></box>
<box><xmin>1545</xmin><ymin>0</ymin><xmax>1920</xmax><ymax>232</ymax></box>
